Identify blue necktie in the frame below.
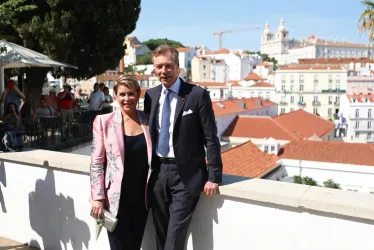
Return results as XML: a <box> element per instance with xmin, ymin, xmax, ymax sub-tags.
<box><xmin>158</xmin><ymin>89</ymin><xmax>172</xmax><ymax>156</ymax></box>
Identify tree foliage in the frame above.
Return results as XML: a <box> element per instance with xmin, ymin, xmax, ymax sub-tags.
<box><xmin>143</xmin><ymin>38</ymin><xmax>184</xmax><ymax>51</ymax></box>
<box><xmin>0</xmin><ymin>0</ymin><xmax>141</xmax><ymax>109</ymax></box>
<box><xmin>136</xmin><ymin>53</ymin><xmax>153</xmax><ymax>65</ymax></box>
<box><xmin>293</xmin><ymin>176</ymin><xmax>341</xmax><ymax>189</ymax></box>
<box><xmin>246</xmin><ymin>51</ymin><xmax>278</xmax><ymax>70</ymax></box>
<box><xmin>358</xmin><ymin>0</ymin><xmax>374</xmax><ymax>40</ymax></box>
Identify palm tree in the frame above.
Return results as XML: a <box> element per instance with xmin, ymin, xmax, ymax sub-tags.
<box><xmin>358</xmin><ymin>0</ymin><xmax>374</xmax><ymax>40</ymax></box>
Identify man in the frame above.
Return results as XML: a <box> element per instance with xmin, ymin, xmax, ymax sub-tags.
<box><xmin>144</xmin><ymin>45</ymin><xmax>222</xmax><ymax>250</ymax></box>
<box><xmin>0</xmin><ymin>80</ymin><xmax>26</xmax><ymax>114</ymax></box>
<box><xmin>88</xmin><ymin>83</ymin><xmax>105</xmax><ymax>110</ymax></box>
<box><xmin>57</xmin><ymin>84</ymin><xmax>75</xmax><ymax>138</ymax></box>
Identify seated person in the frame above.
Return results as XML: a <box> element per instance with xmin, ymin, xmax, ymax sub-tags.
<box><xmin>3</xmin><ymin>103</ymin><xmax>21</xmax><ymax>131</ymax></box>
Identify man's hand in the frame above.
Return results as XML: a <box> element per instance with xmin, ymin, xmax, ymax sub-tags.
<box><xmin>204</xmin><ymin>181</ymin><xmax>219</xmax><ymax>196</ymax></box>
<box><xmin>91</xmin><ymin>200</ymin><xmax>104</xmax><ymax>218</ymax></box>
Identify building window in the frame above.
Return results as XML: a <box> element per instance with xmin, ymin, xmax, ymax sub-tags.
<box><xmin>203</xmin><ymin>65</ymin><xmax>206</xmax><ymax>70</ymax></box>
<box><xmin>368</xmin><ymin>132</ymin><xmax>372</xmax><ymax>139</ymax></box>
<box><xmin>328</xmin><ymin>82</ymin><xmax>333</xmax><ymax>90</ymax></box>
<box><xmin>251</xmin><ymin>92</ymin><xmax>254</xmax><ymax>97</ymax></box>
<box><xmin>352</xmin><ymin>82</ymin><xmax>357</xmax><ymax>88</ymax></box>
<box><xmin>299</xmin><ymin>75</ymin><xmax>304</xmax><ymax>83</ymax></box>
<box><xmin>335</xmin><ymin>96</ymin><xmax>340</xmax><ymax>103</ymax></box>
<box><xmin>264</xmin><ymin>146</ymin><xmax>269</xmax><ymax>152</ymax></box>
<box><xmin>299</xmin><ymin>96</ymin><xmax>304</xmax><ymax>102</ymax></box>
<box><xmin>328</xmin><ymin>108</ymin><xmax>332</xmax><ymax>115</ymax></box>
<box><xmin>328</xmin><ymin>74</ymin><xmax>332</xmax><ymax>83</ymax></box>
<box><xmin>329</xmin><ymin>96</ymin><xmax>332</xmax><ymax>104</ymax></box>
<box><xmin>290</xmin><ymin>96</ymin><xmax>294</xmax><ymax>103</ymax></box>
<box><xmin>281</xmin><ymin>75</ymin><xmax>286</xmax><ymax>83</ymax></box>
<box><xmin>281</xmin><ymin>85</ymin><xmax>285</xmax><ymax>91</ymax></box>
<box><xmin>368</xmin><ymin>121</ymin><xmax>372</xmax><ymax>129</ymax></box>
<box><xmin>369</xmin><ymin>109</ymin><xmax>372</xmax><ymax>118</ymax></box>
<box><xmin>336</xmin><ymin>75</ymin><xmax>341</xmax><ymax>84</ymax></box>
<box><xmin>314</xmin><ymin>75</ymin><xmax>319</xmax><ymax>83</ymax></box>
<box><xmin>259</xmin><ymin>92</ymin><xmax>263</xmax><ymax>97</ymax></box>
<box><xmin>281</xmin><ymin>108</ymin><xmax>286</xmax><ymax>114</ymax></box>
<box><xmin>290</xmin><ymin>75</ymin><xmax>295</xmax><ymax>83</ymax></box>
<box><xmin>299</xmin><ymin>85</ymin><xmax>304</xmax><ymax>91</ymax></box>
<box><xmin>313</xmin><ymin>108</ymin><xmax>318</xmax><ymax>115</ymax></box>
<box><xmin>356</xmin><ymin>109</ymin><xmax>359</xmax><ymax>118</ymax></box>
<box><xmin>290</xmin><ymin>85</ymin><xmax>294</xmax><ymax>92</ymax></box>
<box><xmin>203</xmin><ymin>73</ymin><xmax>206</xmax><ymax>79</ymax></box>
<box><xmin>271</xmin><ymin>146</ymin><xmax>275</xmax><ymax>151</ymax></box>
<box><xmin>266</xmin><ymin>92</ymin><xmax>270</xmax><ymax>99</ymax></box>
<box><xmin>355</xmin><ymin>132</ymin><xmax>360</xmax><ymax>138</ymax></box>
<box><xmin>313</xmin><ymin>96</ymin><xmax>318</xmax><ymax>102</ymax></box>
<box><xmin>356</xmin><ymin>121</ymin><xmax>359</xmax><ymax>129</ymax></box>
<box><xmin>290</xmin><ymin>108</ymin><xmax>294</xmax><ymax>112</ymax></box>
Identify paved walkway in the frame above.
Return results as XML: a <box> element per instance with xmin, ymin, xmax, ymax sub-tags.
<box><xmin>0</xmin><ymin>237</ymin><xmax>35</xmax><ymax>250</ymax></box>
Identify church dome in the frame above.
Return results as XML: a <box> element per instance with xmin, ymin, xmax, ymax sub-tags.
<box><xmin>277</xmin><ymin>18</ymin><xmax>288</xmax><ymax>32</ymax></box>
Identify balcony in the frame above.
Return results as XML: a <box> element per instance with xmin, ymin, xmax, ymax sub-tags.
<box><xmin>353</xmin><ymin>127</ymin><xmax>374</xmax><ymax>132</ymax></box>
<box><xmin>350</xmin><ymin>115</ymin><xmax>374</xmax><ymax>120</ymax></box>
<box><xmin>334</xmin><ymin>101</ymin><xmax>340</xmax><ymax>106</ymax></box>
<box><xmin>279</xmin><ymin>101</ymin><xmax>288</xmax><ymax>106</ymax></box>
<box><xmin>1</xmin><ymin>150</ymin><xmax>374</xmax><ymax>250</ymax></box>
<box><xmin>312</xmin><ymin>101</ymin><xmax>321</xmax><ymax>107</ymax></box>
<box><xmin>321</xmin><ymin>89</ymin><xmax>346</xmax><ymax>93</ymax></box>
<box><xmin>298</xmin><ymin>101</ymin><xmax>306</xmax><ymax>106</ymax></box>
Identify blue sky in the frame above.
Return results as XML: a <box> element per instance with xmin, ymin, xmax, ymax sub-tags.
<box><xmin>131</xmin><ymin>0</ymin><xmax>371</xmax><ymax>51</ymax></box>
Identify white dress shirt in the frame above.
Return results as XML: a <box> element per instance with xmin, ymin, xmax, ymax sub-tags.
<box><xmin>156</xmin><ymin>78</ymin><xmax>181</xmax><ymax>158</ymax></box>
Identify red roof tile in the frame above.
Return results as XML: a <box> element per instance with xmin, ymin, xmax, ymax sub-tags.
<box><xmin>206</xmin><ymin>48</ymin><xmax>230</xmax><ymax>55</ymax></box>
<box><xmin>223</xmin><ymin>110</ymin><xmax>335</xmax><ymax>140</ymax></box>
<box><xmin>347</xmin><ymin>94</ymin><xmax>374</xmax><ymax>103</ymax></box>
<box><xmin>244</xmin><ymin>72</ymin><xmax>265</xmax><ymax>81</ymax></box>
<box><xmin>213</xmin><ymin>98</ymin><xmax>277</xmax><ymax>116</ymax></box>
<box><xmin>222</xmin><ymin>141</ymin><xmax>279</xmax><ymax>178</ymax></box>
<box><xmin>280</xmin><ymin>140</ymin><xmax>374</xmax><ymax>166</ymax></box>
<box><xmin>279</xmin><ymin>65</ymin><xmax>343</xmax><ymax>71</ymax></box>
<box><xmin>177</xmin><ymin>47</ymin><xmax>193</xmax><ymax>53</ymax></box>
<box><xmin>249</xmin><ymin>81</ymin><xmax>274</xmax><ymax>88</ymax></box>
<box><xmin>193</xmin><ymin>82</ymin><xmax>226</xmax><ymax>87</ymax></box>
<box><xmin>134</xmin><ymin>74</ymin><xmax>150</xmax><ymax>81</ymax></box>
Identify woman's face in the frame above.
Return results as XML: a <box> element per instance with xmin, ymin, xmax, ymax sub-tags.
<box><xmin>115</xmin><ymin>85</ymin><xmax>139</xmax><ymax>112</ymax></box>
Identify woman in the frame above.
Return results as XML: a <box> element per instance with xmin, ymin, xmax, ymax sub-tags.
<box><xmin>90</xmin><ymin>75</ymin><xmax>152</xmax><ymax>250</ymax></box>
<box><xmin>103</xmin><ymin>87</ymin><xmax>113</xmax><ymax>111</ymax></box>
<box><xmin>3</xmin><ymin>103</ymin><xmax>21</xmax><ymax>131</ymax></box>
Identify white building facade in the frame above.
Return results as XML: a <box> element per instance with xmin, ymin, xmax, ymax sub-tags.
<box><xmin>274</xmin><ymin>66</ymin><xmax>347</xmax><ymax>119</ymax></box>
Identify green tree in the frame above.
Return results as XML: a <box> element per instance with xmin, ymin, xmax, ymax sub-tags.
<box><xmin>293</xmin><ymin>176</ymin><xmax>318</xmax><ymax>186</ymax></box>
<box><xmin>358</xmin><ymin>0</ymin><xmax>374</xmax><ymax>40</ymax></box>
<box><xmin>0</xmin><ymin>0</ymin><xmax>141</xmax><ymax>110</ymax></box>
<box><xmin>136</xmin><ymin>52</ymin><xmax>153</xmax><ymax>65</ymax></box>
<box><xmin>143</xmin><ymin>38</ymin><xmax>184</xmax><ymax>51</ymax></box>
<box><xmin>323</xmin><ymin>179</ymin><xmax>341</xmax><ymax>189</ymax></box>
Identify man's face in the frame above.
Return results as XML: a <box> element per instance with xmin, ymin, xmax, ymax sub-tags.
<box><xmin>40</xmin><ymin>100</ymin><xmax>46</xmax><ymax>108</ymax></box>
<box><xmin>94</xmin><ymin>85</ymin><xmax>99</xmax><ymax>92</ymax></box>
<box><xmin>153</xmin><ymin>52</ymin><xmax>179</xmax><ymax>88</ymax></box>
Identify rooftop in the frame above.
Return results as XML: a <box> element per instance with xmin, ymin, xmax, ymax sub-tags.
<box><xmin>347</xmin><ymin>94</ymin><xmax>374</xmax><ymax>103</ymax></box>
<box><xmin>177</xmin><ymin>47</ymin><xmax>193</xmax><ymax>53</ymax></box>
<box><xmin>249</xmin><ymin>81</ymin><xmax>274</xmax><ymax>88</ymax></box>
<box><xmin>298</xmin><ymin>58</ymin><xmax>374</xmax><ymax>64</ymax></box>
<box><xmin>205</xmin><ymin>48</ymin><xmax>230</xmax><ymax>55</ymax></box>
<box><xmin>212</xmin><ymin>98</ymin><xmax>277</xmax><ymax>116</ymax></box>
<box><xmin>278</xmin><ymin>65</ymin><xmax>343</xmax><ymax>71</ymax></box>
<box><xmin>222</xmin><ymin>140</ymin><xmax>279</xmax><ymax>178</ymax></box>
<box><xmin>280</xmin><ymin>140</ymin><xmax>374</xmax><ymax>166</ymax></box>
<box><xmin>223</xmin><ymin>110</ymin><xmax>335</xmax><ymax>140</ymax></box>
<box><xmin>243</xmin><ymin>72</ymin><xmax>265</xmax><ymax>81</ymax></box>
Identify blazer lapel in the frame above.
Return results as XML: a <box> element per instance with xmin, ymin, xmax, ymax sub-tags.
<box><xmin>174</xmin><ymin>81</ymin><xmax>188</xmax><ymax>127</ymax></box>
<box><xmin>113</xmin><ymin>110</ymin><xmax>125</xmax><ymax>166</ymax></box>
<box><xmin>149</xmin><ymin>86</ymin><xmax>162</xmax><ymax>141</ymax></box>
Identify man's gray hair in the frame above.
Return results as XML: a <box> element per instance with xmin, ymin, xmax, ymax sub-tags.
<box><xmin>152</xmin><ymin>44</ymin><xmax>179</xmax><ymax>66</ymax></box>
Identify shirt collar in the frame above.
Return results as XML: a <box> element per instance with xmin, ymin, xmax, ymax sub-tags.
<box><xmin>162</xmin><ymin>77</ymin><xmax>181</xmax><ymax>95</ymax></box>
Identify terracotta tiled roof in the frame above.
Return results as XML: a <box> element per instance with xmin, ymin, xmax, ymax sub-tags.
<box><xmin>206</xmin><ymin>48</ymin><xmax>230</xmax><ymax>55</ymax></box>
<box><xmin>256</xmin><ymin>62</ymin><xmax>273</xmax><ymax>67</ymax></box>
<box><xmin>140</xmin><ymin>88</ymin><xmax>148</xmax><ymax>98</ymax></box>
<box><xmin>177</xmin><ymin>47</ymin><xmax>193</xmax><ymax>53</ymax></box>
<box><xmin>315</xmin><ymin>40</ymin><xmax>372</xmax><ymax>48</ymax></box>
<box><xmin>193</xmin><ymin>82</ymin><xmax>226</xmax><ymax>87</ymax></box>
<box><xmin>244</xmin><ymin>72</ymin><xmax>265</xmax><ymax>81</ymax></box>
<box><xmin>273</xmin><ymin>110</ymin><xmax>335</xmax><ymax>139</ymax></box>
<box><xmin>229</xmin><ymin>80</ymin><xmax>241</xmax><ymax>87</ymax></box>
<box><xmin>222</xmin><ymin>141</ymin><xmax>279</xmax><ymax>178</ymax></box>
<box><xmin>213</xmin><ymin>98</ymin><xmax>277</xmax><ymax>116</ymax></box>
<box><xmin>347</xmin><ymin>94</ymin><xmax>374</xmax><ymax>103</ymax></box>
<box><xmin>298</xmin><ymin>58</ymin><xmax>374</xmax><ymax>64</ymax></box>
<box><xmin>278</xmin><ymin>65</ymin><xmax>343</xmax><ymax>71</ymax></box>
<box><xmin>223</xmin><ymin>116</ymin><xmax>297</xmax><ymax>140</ymax></box>
<box><xmin>249</xmin><ymin>81</ymin><xmax>274</xmax><ymax>88</ymax></box>
<box><xmin>280</xmin><ymin>140</ymin><xmax>374</xmax><ymax>166</ymax></box>
<box><xmin>223</xmin><ymin>110</ymin><xmax>335</xmax><ymax>140</ymax></box>
<box><xmin>134</xmin><ymin>74</ymin><xmax>150</xmax><ymax>81</ymax></box>
<box><xmin>134</xmin><ymin>44</ymin><xmax>144</xmax><ymax>48</ymax></box>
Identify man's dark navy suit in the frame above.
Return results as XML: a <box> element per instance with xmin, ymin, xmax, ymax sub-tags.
<box><xmin>144</xmin><ymin>78</ymin><xmax>222</xmax><ymax>250</ymax></box>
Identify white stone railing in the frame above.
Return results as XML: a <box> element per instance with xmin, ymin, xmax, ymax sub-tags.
<box><xmin>0</xmin><ymin>150</ymin><xmax>374</xmax><ymax>250</ymax></box>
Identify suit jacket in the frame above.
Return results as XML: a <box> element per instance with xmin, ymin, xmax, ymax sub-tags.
<box><xmin>90</xmin><ymin>110</ymin><xmax>153</xmax><ymax>217</ymax></box>
<box><xmin>144</xmin><ymin>78</ymin><xmax>222</xmax><ymax>197</ymax></box>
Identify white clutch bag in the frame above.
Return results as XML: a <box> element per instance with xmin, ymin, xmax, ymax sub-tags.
<box><xmin>91</xmin><ymin>209</ymin><xmax>118</xmax><ymax>239</ymax></box>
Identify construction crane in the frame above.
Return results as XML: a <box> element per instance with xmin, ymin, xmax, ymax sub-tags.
<box><xmin>212</xmin><ymin>26</ymin><xmax>263</xmax><ymax>50</ymax></box>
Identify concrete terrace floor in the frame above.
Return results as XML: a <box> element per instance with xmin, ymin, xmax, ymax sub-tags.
<box><xmin>0</xmin><ymin>237</ymin><xmax>35</xmax><ymax>250</ymax></box>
